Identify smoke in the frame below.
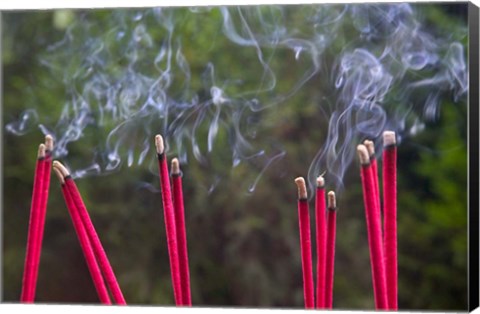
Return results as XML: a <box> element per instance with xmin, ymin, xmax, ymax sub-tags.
<box><xmin>5</xmin><ymin>4</ymin><xmax>468</xmax><ymax>192</ymax></box>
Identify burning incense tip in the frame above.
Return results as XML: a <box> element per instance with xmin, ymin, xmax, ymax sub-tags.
<box><xmin>171</xmin><ymin>158</ymin><xmax>180</xmax><ymax>175</ymax></box>
<box><xmin>327</xmin><ymin>191</ymin><xmax>336</xmax><ymax>210</ymax></box>
<box><xmin>37</xmin><ymin>144</ymin><xmax>46</xmax><ymax>159</ymax></box>
<box><xmin>383</xmin><ymin>131</ymin><xmax>396</xmax><ymax>147</ymax></box>
<box><xmin>52</xmin><ymin>160</ymin><xmax>70</xmax><ymax>177</ymax></box>
<box><xmin>294</xmin><ymin>177</ymin><xmax>307</xmax><ymax>199</ymax></box>
<box><xmin>357</xmin><ymin>145</ymin><xmax>370</xmax><ymax>165</ymax></box>
<box><xmin>316</xmin><ymin>176</ymin><xmax>325</xmax><ymax>188</ymax></box>
<box><xmin>45</xmin><ymin>135</ymin><xmax>54</xmax><ymax>152</ymax></box>
<box><xmin>364</xmin><ymin>140</ymin><xmax>375</xmax><ymax>157</ymax></box>
<box><xmin>52</xmin><ymin>166</ymin><xmax>65</xmax><ymax>184</ymax></box>
<box><xmin>155</xmin><ymin>134</ymin><xmax>164</xmax><ymax>155</ymax></box>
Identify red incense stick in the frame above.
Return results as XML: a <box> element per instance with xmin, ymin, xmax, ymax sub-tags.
<box><xmin>383</xmin><ymin>131</ymin><xmax>397</xmax><ymax>310</ymax></box>
<box><xmin>29</xmin><ymin>135</ymin><xmax>54</xmax><ymax>301</ymax></box>
<box><xmin>357</xmin><ymin>144</ymin><xmax>388</xmax><ymax>310</ymax></box>
<box><xmin>324</xmin><ymin>191</ymin><xmax>337</xmax><ymax>309</ymax></box>
<box><xmin>21</xmin><ymin>143</ymin><xmax>46</xmax><ymax>303</ymax></box>
<box><xmin>171</xmin><ymin>158</ymin><xmax>192</xmax><ymax>306</ymax></box>
<box><xmin>294</xmin><ymin>177</ymin><xmax>314</xmax><ymax>309</ymax></box>
<box><xmin>314</xmin><ymin>176</ymin><xmax>327</xmax><ymax>309</ymax></box>
<box><xmin>155</xmin><ymin>135</ymin><xmax>182</xmax><ymax>305</ymax></box>
<box><xmin>54</xmin><ymin>161</ymin><xmax>126</xmax><ymax>305</ymax></box>
<box><xmin>52</xmin><ymin>165</ymin><xmax>111</xmax><ymax>305</ymax></box>
<box><xmin>364</xmin><ymin>140</ymin><xmax>381</xmax><ymax>227</ymax></box>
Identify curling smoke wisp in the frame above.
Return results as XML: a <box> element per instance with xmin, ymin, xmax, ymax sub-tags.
<box><xmin>6</xmin><ymin>4</ymin><xmax>467</xmax><ymax>191</ymax></box>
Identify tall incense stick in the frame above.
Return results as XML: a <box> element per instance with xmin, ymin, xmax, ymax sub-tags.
<box><xmin>21</xmin><ymin>143</ymin><xmax>46</xmax><ymax>303</ymax></box>
<box><xmin>324</xmin><ymin>191</ymin><xmax>337</xmax><ymax>309</ymax></box>
<box><xmin>357</xmin><ymin>144</ymin><xmax>388</xmax><ymax>310</ymax></box>
<box><xmin>171</xmin><ymin>158</ymin><xmax>192</xmax><ymax>306</ymax></box>
<box><xmin>29</xmin><ymin>135</ymin><xmax>53</xmax><ymax>301</ymax></box>
<box><xmin>294</xmin><ymin>177</ymin><xmax>314</xmax><ymax>309</ymax></box>
<box><xmin>155</xmin><ymin>135</ymin><xmax>182</xmax><ymax>305</ymax></box>
<box><xmin>314</xmin><ymin>176</ymin><xmax>327</xmax><ymax>309</ymax></box>
<box><xmin>383</xmin><ymin>131</ymin><xmax>397</xmax><ymax>310</ymax></box>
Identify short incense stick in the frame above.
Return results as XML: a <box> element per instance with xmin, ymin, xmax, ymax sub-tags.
<box><xmin>21</xmin><ymin>144</ymin><xmax>46</xmax><ymax>303</ymax></box>
<box><xmin>29</xmin><ymin>135</ymin><xmax>54</xmax><ymax>301</ymax></box>
<box><xmin>155</xmin><ymin>135</ymin><xmax>182</xmax><ymax>305</ymax></box>
<box><xmin>357</xmin><ymin>145</ymin><xmax>388</xmax><ymax>310</ymax></box>
<box><xmin>383</xmin><ymin>131</ymin><xmax>397</xmax><ymax>310</ymax></box>
<box><xmin>52</xmin><ymin>165</ymin><xmax>111</xmax><ymax>305</ymax></box>
<box><xmin>324</xmin><ymin>191</ymin><xmax>337</xmax><ymax>309</ymax></box>
<box><xmin>314</xmin><ymin>176</ymin><xmax>327</xmax><ymax>309</ymax></box>
<box><xmin>294</xmin><ymin>177</ymin><xmax>314</xmax><ymax>309</ymax></box>
<box><xmin>171</xmin><ymin>158</ymin><xmax>192</xmax><ymax>306</ymax></box>
<box><xmin>54</xmin><ymin>161</ymin><xmax>126</xmax><ymax>305</ymax></box>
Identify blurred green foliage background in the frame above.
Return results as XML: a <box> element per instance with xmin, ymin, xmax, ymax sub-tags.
<box><xmin>2</xmin><ymin>4</ymin><xmax>468</xmax><ymax>310</ymax></box>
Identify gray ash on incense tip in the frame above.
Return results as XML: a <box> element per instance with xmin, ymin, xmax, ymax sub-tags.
<box><xmin>38</xmin><ymin>144</ymin><xmax>46</xmax><ymax>159</ymax></box>
<box><xmin>294</xmin><ymin>177</ymin><xmax>308</xmax><ymax>200</ymax></box>
<box><xmin>357</xmin><ymin>145</ymin><xmax>370</xmax><ymax>166</ymax></box>
<box><xmin>171</xmin><ymin>158</ymin><xmax>181</xmax><ymax>176</ymax></box>
<box><xmin>383</xmin><ymin>131</ymin><xmax>396</xmax><ymax>147</ymax></box>
<box><xmin>316</xmin><ymin>175</ymin><xmax>325</xmax><ymax>188</ymax></box>
<box><xmin>155</xmin><ymin>134</ymin><xmax>164</xmax><ymax>155</ymax></box>
<box><xmin>327</xmin><ymin>191</ymin><xmax>337</xmax><ymax>210</ymax></box>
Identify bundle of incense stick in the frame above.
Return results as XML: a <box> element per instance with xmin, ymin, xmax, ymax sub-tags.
<box><xmin>52</xmin><ymin>161</ymin><xmax>126</xmax><ymax>305</ymax></box>
<box><xmin>357</xmin><ymin>130</ymin><xmax>398</xmax><ymax>310</ymax></box>
<box><xmin>294</xmin><ymin>176</ymin><xmax>337</xmax><ymax>309</ymax></box>
<box><xmin>155</xmin><ymin>134</ymin><xmax>192</xmax><ymax>306</ymax></box>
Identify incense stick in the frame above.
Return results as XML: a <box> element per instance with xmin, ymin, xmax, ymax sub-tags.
<box><xmin>364</xmin><ymin>140</ymin><xmax>381</xmax><ymax>230</ymax></box>
<box><xmin>29</xmin><ymin>135</ymin><xmax>54</xmax><ymax>301</ymax></box>
<box><xmin>21</xmin><ymin>144</ymin><xmax>46</xmax><ymax>303</ymax></box>
<box><xmin>294</xmin><ymin>177</ymin><xmax>314</xmax><ymax>309</ymax></box>
<box><xmin>52</xmin><ymin>164</ymin><xmax>112</xmax><ymax>305</ymax></box>
<box><xmin>155</xmin><ymin>135</ymin><xmax>182</xmax><ymax>305</ymax></box>
<box><xmin>357</xmin><ymin>145</ymin><xmax>388</xmax><ymax>310</ymax></box>
<box><xmin>171</xmin><ymin>158</ymin><xmax>192</xmax><ymax>306</ymax></box>
<box><xmin>324</xmin><ymin>191</ymin><xmax>337</xmax><ymax>309</ymax></box>
<box><xmin>314</xmin><ymin>176</ymin><xmax>327</xmax><ymax>309</ymax></box>
<box><xmin>383</xmin><ymin>131</ymin><xmax>398</xmax><ymax>310</ymax></box>
<box><xmin>55</xmin><ymin>161</ymin><xmax>126</xmax><ymax>305</ymax></box>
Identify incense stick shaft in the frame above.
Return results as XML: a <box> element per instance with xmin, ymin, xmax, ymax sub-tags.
<box><xmin>297</xmin><ymin>199</ymin><xmax>314</xmax><ymax>309</ymax></box>
<box><xmin>172</xmin><ymin>172</ymin><xmax>192</xmax><ymax>306</ymax></box>
<box><xmin>157</xmin><ymin>155</ymin><xmax>183</xmax><ymax>305</ymax></box>
<box><xmin>20</xmin><ymin>156</ymin><xmax>45</xmax><ymax>303</ymax></box>
<box><xmin>65</xmin><ymin>179</ymin><xmax>127</xmax><ymax>305</ymax></box>
<box><xmin>383</xmin><ymin>145</ymin><xmax>397</xmax><ymax>310</ymax></box>
<box><xmin>315</xmin><ymin>184</ymin><xmax>327</xmax><ymax>309</ymax></box>
<box><xmin>360</xmin><ymin>164</ymin><xmax>388</xmax><ymax>309</ymax></box>
<box><xmin>29</xmin><ymin>152</ymin><xmax>52</xmax><ymax>300</ymax></box>
<box><xmin>324</xmin><ymin>206</ymin><xmax>337</xmax><ymax>309</ymax></box>
<box><xmin>61</xmin><ymin>184</ymin><xmax>111</xmax><ymax>304</ymax></box>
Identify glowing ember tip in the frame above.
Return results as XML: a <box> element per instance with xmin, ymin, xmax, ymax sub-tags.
<box><xmin>316</xmin><ymin>176</ymin><xmax>325</xmax><ymax>188</ymax></box>
<box><xmin>383</xmin><ymin>131</ymin><xmax>396</xmax><ymax>147</ymax></box>
<box><xmin>37</xmin><ymin>144</ymin><xmax>46</xmax><ymax>159</ymax></box>
<box><xmin>171</xmin><ymin>158</ymin><xmax>180</xmax><ymax>175</ymax></box>
<box><xmin>327</xmin><ymin>191</ymin><xmax>336</xmax><ymax>209</ymax></box>
<box><xmin>155</xmin><ymin>134</ymin><xmax>164</xmax><ymax>155</ymax></box>
<box><xmin>294</xmin><ymin>177</ymin><xmax>307</xmax><ymax>199</ymax></box>
<box><xmin>52</xmin><ymin>166</ymin><xmax>65</xmax><ymax>184</ymax></box>
<box><xmin>45</xmin><ymin>135</ymin><xmax>54</xmax><ymax>152</ymax></box>
<box><xmin>364</xmin><ymin>140</ymin><xmax>375</xmax><ymax>157</ymax></box>
<box><xmin>357</xmin><ymin>145</ymin><xmax>370</xmax><ymax>165</ymax></box>
<box><xmin>52</xmin><ymin>160</ymin><xmax>70</xmax><ymax>177</ymax></box>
